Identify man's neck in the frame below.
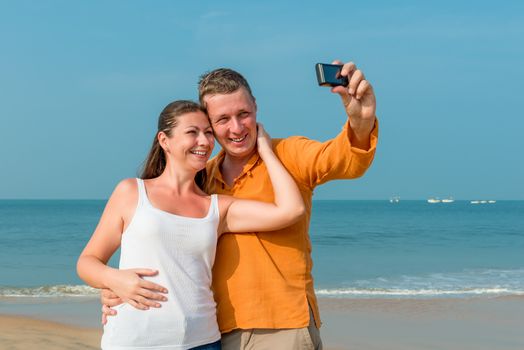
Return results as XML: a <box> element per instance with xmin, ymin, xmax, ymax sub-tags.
<box><xmin>220</xmin><ymin>150</ymin><xmax>256</xmax><ymax>187</ymax></box>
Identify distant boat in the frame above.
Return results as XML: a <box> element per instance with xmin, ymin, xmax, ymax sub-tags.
<box><xmin>427</xmin><ymin>198</ymin><xmax>441</xmax><ymax>203</ymax></box>
<box><xmin>441</xmin><ymin>197</ymin><xmax>455</xmax><ymax>203</ymax></box>
<box><xmin>390</xmin><ymin>196</ymin><xmax>400</xmax><ymax>203</ymax></box>
<box><xmin>470</xmin><ymin>200</ymin><xmax>496</xmax><ymax>204</ymax></box>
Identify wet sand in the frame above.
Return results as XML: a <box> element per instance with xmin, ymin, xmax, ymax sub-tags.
<box><xmin>318</xmin><ymin>296</ymin><xmax>524</xmax><ymax>349</ymax></box>
<box><xmin>1</xmin><ymin>296</ymin><xmax>523</xmax><ymax>349</ymax></box>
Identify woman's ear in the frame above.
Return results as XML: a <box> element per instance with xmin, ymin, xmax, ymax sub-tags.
<box><xmin>158</xmin><ymin>132</ymin><xmax>170</xmax><ymax>153</ymax></box>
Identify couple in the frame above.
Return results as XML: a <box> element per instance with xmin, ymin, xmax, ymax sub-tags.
<box><xmin>77</xmin><ymin>60</ymin><xmax>378</xmax><ymax>350</ymax></box>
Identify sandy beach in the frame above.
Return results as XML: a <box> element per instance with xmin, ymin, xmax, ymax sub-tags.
<box><xmin>1</xmin><ymin>296</ymin><xmax>523</xmax><ymax>349</ymax></box>
<box><xmin>0</xmin><ymin>315</ymin><xmax>101</xmax><ymax>349</ymax></box>
<box><xmin>319</xmin><ymin>296</ymin><xmax>524</xmax><ymax>350</ymax></box>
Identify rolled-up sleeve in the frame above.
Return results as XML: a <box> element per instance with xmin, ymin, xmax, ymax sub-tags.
<box><xmin>275</xmin><ymin>119</ymin><xmax>378</xmax><ymax>190</ymax></box>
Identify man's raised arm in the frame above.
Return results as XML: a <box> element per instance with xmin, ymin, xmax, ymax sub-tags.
<box><xmin>275</xmin><ymin>59</ymin><xmax>378</xmax><ymax>189</ymax></box>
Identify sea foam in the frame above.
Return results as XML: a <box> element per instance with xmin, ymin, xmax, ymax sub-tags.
<box><xmin>0</xmin><ymin>284</ymin><xmax>98</xmax><ymax>297</ymax></box>
<box><xmin>315</xmin><ymin>268</ymin><xmax>524</xmax><ymax>298</ymax></box>
<box><xmin>315</xmin><ymin>287</ymin><xmax>524</xmax><ymax>298</ymax></box>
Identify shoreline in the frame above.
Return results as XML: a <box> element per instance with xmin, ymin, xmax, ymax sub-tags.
<box><xmin>1</xmin><ymin>296</ymin><xmax>523</xmax><ymax>349</ymax></box>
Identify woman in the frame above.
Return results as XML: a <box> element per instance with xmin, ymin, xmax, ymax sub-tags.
<box><xmin>77</xmin><ymin>100</ymin><xmax>305</xmax><ymax>350</ymax></box>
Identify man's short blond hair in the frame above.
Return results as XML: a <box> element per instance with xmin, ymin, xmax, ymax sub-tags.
<box><xmin>198</xmin><ymin>68</ymin><xmax>255</xmax><ymax>108</ymax></box>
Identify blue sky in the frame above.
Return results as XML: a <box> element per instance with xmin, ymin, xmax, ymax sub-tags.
<box><xmin>1</xmin><ymin>1</ymin><xmax>523</xmax><ymax>200</ymax></box>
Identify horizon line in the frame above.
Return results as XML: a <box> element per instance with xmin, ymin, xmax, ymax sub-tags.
<box><xmin>1</xmin><ymin>198</ymin><xmax>522</xmax><ymax>201</ymax></box>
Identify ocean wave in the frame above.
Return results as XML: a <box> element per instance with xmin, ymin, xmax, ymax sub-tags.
<box><xmin>316</xmin><ymin>268</ymin><xmax>524</xmax><ymax>298</ymax></box>
<box><xmin>0</xmin><ymin>285</ymin><xmax>98</xmax><ymax>297</ymax></box>
<box><xmin>315</xmin><ymin>287</ymin><xmax>524</xmax><ymax>298</ymax></box>
<box><xmin>3</xmin><ymin>284</ymin><xmax>522</xmax><ymax>299</ymax></box>
<box><xmin>2</xmin><ymin>269</ymin><xmax>523</xmax><ymax>299</ymax></box>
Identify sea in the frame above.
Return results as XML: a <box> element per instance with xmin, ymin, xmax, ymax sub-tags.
<box><xmin>1</xmin><ymin>200</ymin><xmax>523</xmax><ymax>300</ymax></box>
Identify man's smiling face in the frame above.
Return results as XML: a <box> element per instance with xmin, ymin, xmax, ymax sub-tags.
<box><xmin>204</xmin><ymin>87</ymin><xmax>258</xmax><ymax>161</ymax></box>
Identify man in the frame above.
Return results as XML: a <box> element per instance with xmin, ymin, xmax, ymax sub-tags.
<box><xmin>200</xmin><ymin>60</ymin><xmax>377</xmax><ymax>349</ymax></box>
<box><xmin>102</xmin><ymin>60</ymin><xmax>378</xmax><ymax>349</ymax></box>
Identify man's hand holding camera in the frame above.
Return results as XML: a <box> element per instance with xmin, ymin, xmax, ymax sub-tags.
<box><xmin>331</xmin><ymin>60</ymin><xmax>376</xmax><ymax>150</ymax></box>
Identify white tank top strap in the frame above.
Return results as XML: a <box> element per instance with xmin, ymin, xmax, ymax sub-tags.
<box><xmin>135</xmin><ymin>178</ymin><xmax>147</xmax><ymax>207</ymax></box>
<box><xmin>209</xmin><ymin>194</ymin><xmax>219</xmax><ymax>220</ymax></box>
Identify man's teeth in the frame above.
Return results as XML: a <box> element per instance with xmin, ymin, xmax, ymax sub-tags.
<box><xmin>231</xmin><ymin>135</ymin><xmax>247</xmax><ymax>142</ymax></box>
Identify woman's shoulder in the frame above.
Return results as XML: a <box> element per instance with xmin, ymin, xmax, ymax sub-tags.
<box><xmin>110</xmin><ymin>178</ymin><xmax>139</xmax><ymax>202</ymax></box>
<box><xmin>115</xmin><ymin>178</ymin><xmax>138</xmax><ymax>192</ymax></box>
<box><xmin>100</xmin><ymin>178</ymin><xmax>139</xmax><ymax>219</ymax></box>
<box><xmin>216</xmin><ymin>194</ymin><xmax>234</xmax><ymax>205</ymax></box>
<box><xmin>216</xmin><ymin>194</ymin><xmax>235</xmax><ymax>217</ymax></box>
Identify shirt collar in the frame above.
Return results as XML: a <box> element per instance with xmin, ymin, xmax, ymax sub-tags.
<box><xmin>208</xmin><ymin>149</ymin><xmax>261</xmax><ymax>185</ymax></box>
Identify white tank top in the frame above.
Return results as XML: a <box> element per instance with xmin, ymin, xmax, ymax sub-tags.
<box><xmin>102</xmin><ymin>178</ymin><xmax>221</xmax><ymax>350</ymax></box>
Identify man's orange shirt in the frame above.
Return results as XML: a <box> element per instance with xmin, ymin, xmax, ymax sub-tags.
<box><xmin>206</xmin><ymin>120</ymin><xmax>378</xmax><ymax>333</ymax></box>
